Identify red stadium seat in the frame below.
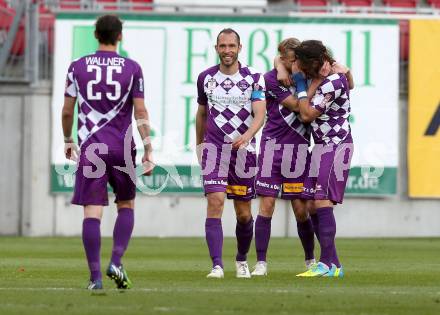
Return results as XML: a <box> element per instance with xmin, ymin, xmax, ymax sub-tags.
<box><xmin>0</xmin><ymin>7</ymin><xmax>13</xmax><ymax>29</ymax></box>
<box><xmin>339</xmin><ymin>0</ymin><xmax>373</xmax><ymax>6</ymax></box>
<box><xmin>130</xmin><ymin>0</ymin><xmax>153</xmax><ymax>11</ymax></box>
<box><xmin>427</xmin><ymin>0</ymin><xmax>440</xmax><ymax>8</ymax></box>
<box><xmin>297</xmin><ymin>0</ymin><xmax>328</xmax><ymax>5</ymax></box>
<box><xmin>97</xmin><ymin>0</ymin><xmax>118</xmax><ymax>10</ymax></box>
<box><xmin>11</xmin><ymin>21</ymin><xmax>25</xmax><ymax>56</ymax></box>
<box><xmin>39</xmin><ymin>12</ymin><xmax>55</xmax><ymax>54</ymax></box>
<box><xmin>297</xmin><ymin>0</ymin><xmax>329</xmax><ymax>12</ymax></box>
<box><xmin>39</xmin><ymin>6</ymin><xmax>52</xmax><ymax>14</ymax></box>
<box><xmin>383</xmin><ymin>0</ymin><xmax>417</xmax><ymax>8</ymax></box>
<box><xmin>399</xmin><ymin>20</ymin><xmax>409</xmax><ymax>61</ymax></box>
<box><xmin>0</xmin><ymin>5</ymin><xmax>24</xmax><ymax>56</ymax></box>
<box><xmin>59</xmin><ymin>0</ymin><xmax>82</xmax><ymax>10</ymax></box>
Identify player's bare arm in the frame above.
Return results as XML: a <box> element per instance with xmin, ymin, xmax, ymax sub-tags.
<box><xmin>280</xmin><ymin>95</ymin><xmax>299</xmax><ymax>112</ymax></box>
<box><xmin>274</xmin><ymin>55</ymin><xmax>293</xmax><ymax>87</ymax></box>
<box><xmin>232</xmin><ymin>100</ymin><xmax>266</xmax><ymax>149</ymax></box>
<box><xmin>61</xmin><ymin>96</ymin><xmax>79</xmax><ymax>161</ymax></box>
<box><xmin>308</xmin><ymin>77</ymin><xmax>323</xmax><ymax>96</ymax></box>
<box><xmin>195</xmin><ymin>104</ymin><xmax>207</xmax><ymax>164</ymax></box>
<box><xmin>134</xmin><ymin>97</ymin><xmax>154</xmax><ymax>176</ymax></box>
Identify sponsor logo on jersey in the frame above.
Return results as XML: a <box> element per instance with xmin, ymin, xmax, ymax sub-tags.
<box><xmin>283</xmin><ymin>182</ymin><xmax>304</xmax><ymax>193</ymax></box>
<box><xmin>226</xmin><ymin>185</ymin><xmax>247</xmax><ymax>196</ymax></box>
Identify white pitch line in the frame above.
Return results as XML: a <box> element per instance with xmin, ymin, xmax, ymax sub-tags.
<box><xmin>0</xmin><ymin>287</ymin><xmax>296</xmax><ymax>293</ymax></box>
<box><xmin>0</xmin><ymin>288</ymin><xmax>438</xmax><ymax>295</ymax></box>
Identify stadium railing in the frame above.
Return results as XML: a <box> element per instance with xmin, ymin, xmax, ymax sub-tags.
<box><xmin>0</xmin><ymin>0</ymin><xmax>51</xmax><ymax>83</ymax></box>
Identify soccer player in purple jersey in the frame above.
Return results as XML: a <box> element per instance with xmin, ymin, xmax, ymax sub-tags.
<box><xmin>251</xmin><ymin>38</ymin><xmax>321</xmax><ymax>276</ymax></box>
<box><xmin>292</xmin><ymin>40</ymin><xmax>354</xmax><ymax>277</ymax></box>
<box><xmin>196</xmin><ymin>29</ymin><xmax>266</xmax><ymax>278</ymax></box>
<box><xmin>62</xmin><ymin>15</ymin><xmax>154</xmax><ymax>290</ymax></box>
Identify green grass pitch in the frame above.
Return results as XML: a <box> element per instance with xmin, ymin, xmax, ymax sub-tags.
<box><xmin>0</xmin><ymin>237</ymin><xmax>439</xmax><ymax>315</ymax></box>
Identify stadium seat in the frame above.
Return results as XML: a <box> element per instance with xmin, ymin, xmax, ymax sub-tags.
<box><xmin>0</xmin><ymin>5</ymin><xmax>25</xmax><ymax>56</ymax></box>
<box><xmin>427</xmin><ymin>0</ymin><xmax>440</xmax><ymax>8</ymax></box>
<box><xmin>39</xmin><ymin>12</ymin><xmax>55</xmax><ymax>54</ymax></box>
<box><xmin>130</xmin><ymin>0</ymin><xmax>154</xmax><ymax>11</ymax></box>
<box><xmin>382</xmin><ymin>0</ymin><xmax>417</xmax><ymax>8</ymax></box>
<box><xmin>11</xmin><ymin>23</ymin><xmax>25</xmax><ymax>56</ymax></box>
<box><xmin>297</xmin><ymin>0</ymin><xmax>329</xmax><ymax>12</ymax></box>
<box><xmin>96</xmin><ymin>0</ymin><xmax>118</xmax><ymax>10</ymax></box>
<box><xmin>339</xmin><ymin>0</ymin><xmax>373</xmax><ymax>6</ymax></box>
<box><xmin>399</xmin><ymin>20</ymin><xmax>409</xmax><ymax>61</ymax></box>
<box><xmin>59</xmin><ymin>0</ymin><xmax>82</xmax><ymax>10</ymax></box>
<box><xmin>39</xmin><ymin>4</ymin><xmax>52</xmax><ymax>14</ymax></box>
<box><xmin>297</xmin><ymin>0</ymin><xmax>328</xmax><ymax>5</ymax></box>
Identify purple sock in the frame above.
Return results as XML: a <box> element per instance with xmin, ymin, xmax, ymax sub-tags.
<box><xmin>205</xmin><ymin>218</ymin><xmax>223</xmax><ymax>268</ymax></box>
<box><xmin>111</xmin><ymin>208</ymin><xmax>134</xmax><ymax>267</ymax></box>
<box><xmin>297</xmin><ymin>217</ymin><xmax>315</xmax><ymax>261</ymax></box>
<box><xmin>82</xmin><ymin>218</ymin><xmax>102</xmax><ymax>281</ymax></box>
<box><xmin>235</xmin><ymin>217</ymin><xmax>254</xmax><ymax>262</ymax></box>
<box><xmin>316</xmin><ymin>207</ymin><xmax>340</xmax><ymax>268</ymax></box>
<box><xmin>310</xmin><ymin>213</ymin><xmax>320</xmax><ymax>241</ymax></box>
<box><xmin>255</xmin><ymin>215</ymin><xmax>272</xmax><ymax>262</ymax></box>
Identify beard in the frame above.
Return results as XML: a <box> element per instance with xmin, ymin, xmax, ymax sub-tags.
<box><xmin>220</xmin><ymin>53</ymin><xmax>238</xmax><ymax>67</ymax></box>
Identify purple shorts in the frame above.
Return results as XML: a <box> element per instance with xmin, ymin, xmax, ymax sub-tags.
<box><xmin>72</xmin><ymin>146</ymin><xmax>136</xmax><ymax>206</ymax></box>
<box><xmin>256</xmin><ymin>139</ymin><xmax>310</xmax><ymax>200</ymax></box>
<box><xmin>201</xmin><ymin>143</ymin><xmax>257</xmax><ymax>201</ymax></box>
<box><xmin>302</xmin><ymin>135</ymin><xmax>354</xmax><ymax>204</ymax></box>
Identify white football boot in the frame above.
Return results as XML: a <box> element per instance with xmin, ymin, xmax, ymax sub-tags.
<box><xmin>206</xmin><ymin>265</ymin><xmax>224</xmax><ymax>278</ymax></box>
<box><xmin>235</xmin><ymin>261</ymin><xmax>251</xmax><ymax>278</ymax></box>
<box><xmin>251</xmin><ymin>261</ymin><xmax>268</xmax><ymax>276</ymax></box>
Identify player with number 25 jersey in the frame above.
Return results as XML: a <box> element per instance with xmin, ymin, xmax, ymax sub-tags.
<box><xmin>65</xmin><ymin>50</ymin><xmax>144</xmax><ymax>151</ymax></box>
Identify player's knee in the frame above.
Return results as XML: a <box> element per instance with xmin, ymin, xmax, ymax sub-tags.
<box><xmin>259</xmin><ymin>197</ymin><xmax>275</xmax><ymax>217</ymax></box>
<box><xmin>292</xmin><ymin>200</ymin><xmax>308</xmax><ymax>222</ymax></box>
<box><xmin>207</xmin><ymin>193</ymin><xmax>224</xmax><ymax>212</ymax></box>
<box><xmin>236</xmin><ymin>211</ymin><xmax>252</xmax><ymax>223</ymax></box>
<box><xmin>234</xmin><ymin>200</ymin><xmax>252</xmax><ymax>223</ymax></box>
<box><xmin>294</xmin><ymin>209</ymin><xmax>308</xmax><ymax>222</ymax></box>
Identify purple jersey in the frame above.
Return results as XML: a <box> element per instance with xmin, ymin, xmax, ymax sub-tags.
<box><xmin>197</xmin><ymin>63</ymin><xmax>265</xmax><ymax>152</ymax></box>
<box><xmin>262</xmin><ymin>69</ymin><xmax>310</xmax><ymax>143</ymax></box>
<box><xmin>65</xmin><ymin>50</ymin><xmax>144</xmax><ymax>150</ymax></box>
<box><xmin>310</xmin><ymin>73</ymin><xmax>351</xmax><ymax>145</ymax></box>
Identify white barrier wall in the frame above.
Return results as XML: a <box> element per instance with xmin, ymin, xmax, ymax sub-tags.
<box><xmin>2</xmin><ymin>86</ymin><xmax>438</xmax><ymax>237</ymax></box>
<box><xmin>51</xmin><ymin>15</ymin><xmax>400</xmax><ymax>197</ymax></box>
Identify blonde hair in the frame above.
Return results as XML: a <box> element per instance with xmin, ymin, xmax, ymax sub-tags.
<box><xmin>278</xmin><ymin>38</ymin><xmax>301</xmax><ymax>57</ymax></box>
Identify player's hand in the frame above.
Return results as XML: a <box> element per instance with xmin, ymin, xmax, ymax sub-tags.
<box><xmin>142</xmin><ymin>150</ymin><xmax>155</xmax><ymax>176</ymax></box>
<box><xmin>319</xmin><ymin>60</ymin><xmax>332</xmax><ymax>77</ymax></box>
<box><xmin>331</xmin><ymin>61</ymin><xmax>350</xmax><ymax>74</ymax></box>
<box><xmin>232</xmin><ymin>133</ymin><xmax>251</xmax><ymax>150</ymax></box>
<box><xmin>64</xmin><ymin>139</ymin><xmax>79</xmax><ymax>161</ymax></box>
<box><xmin>277</xmin><ymin>66</ymin><xmax>293</xmax><ymax>87</ymax></box>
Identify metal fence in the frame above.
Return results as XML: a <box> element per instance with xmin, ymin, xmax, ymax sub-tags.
<box><xmin>0</xmin><ymin>0</ymin><xmax>49</xmax><ymax>83</ymax></box>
